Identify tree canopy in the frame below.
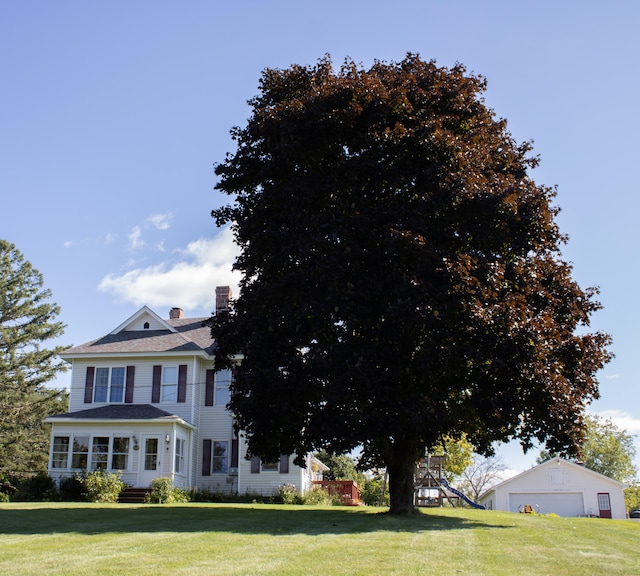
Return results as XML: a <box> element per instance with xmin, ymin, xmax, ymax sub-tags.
<box><xmin>431</xmin><ymin>434</ymin><xmax>474</xmax><ymax>483</ymax></box>
<box><xmin>582</xmin><ymin>415</ymin><xmax>637</xmax><ymax>483</ymax></box>
<box><xmin>210</xmin><ymin>54</ymin><xmax>612</xmax><ymax>514</ymax></box>
<box><xmin>0</xmin><ymin>240</ymin><xmax>68</xmax><ymax>479</ymax></box>
<box><xmin>540</xmin><ymin>414</ymin><xmax>637</xmax><ymax>483</ymax></box>
<box><xmin>314</xmin><ymin>449</ymin><xmax>363</xmax><ymax>483</ymax></box>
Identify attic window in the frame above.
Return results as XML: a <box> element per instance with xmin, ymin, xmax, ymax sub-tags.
<box><xmin>144</xmin><ymin>322</ymin><xmax>150</xmax><ymax>329</ymax></box>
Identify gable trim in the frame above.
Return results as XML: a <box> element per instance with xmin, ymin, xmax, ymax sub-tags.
<box><xmin>109</xmin><ymin>306</ymin><xmax>177</xmax><ymax>335</ymax></box>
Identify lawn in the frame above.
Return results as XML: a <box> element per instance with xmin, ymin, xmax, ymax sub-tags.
<box><xmin>0</xmin><ymin>503</ymin><xmax>638</xmax><ymax>575</ymax></box>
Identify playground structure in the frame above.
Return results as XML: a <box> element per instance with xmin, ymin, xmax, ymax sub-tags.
<box><xmin>414</xmin><ymin>455</ymin><xmax>485</xmax><ymax>509</ymax></box>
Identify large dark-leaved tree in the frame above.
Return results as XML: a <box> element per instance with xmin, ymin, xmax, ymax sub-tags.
<box><xmin>0</xmin><ymin>240</ymin><xmax>68</xmax><ymax>479</ymax></box>
<box><xmin>210</xmin><ymin>55</ymin><xmax>612</xmax><ymax>514</ymax></box>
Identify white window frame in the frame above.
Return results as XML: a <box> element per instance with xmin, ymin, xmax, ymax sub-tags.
<box><xmin>215</xmin><ymin>370</ymin><xmax>231</xmax><ymax>406</ymax></box>
<box><xmin>212</xmin><ymin>440</ymin><xmax>229</xmax><ymax>473</ymax></box>
<box><xmin>111</xmin><ymin>437</ymin><xmax>130</xmax><ymax>471</ymax></box>
<box><xmin>175</xmin><ymin>437</ymin><xmax>186</xmax><ymax>474</ymax></box>
<box><xmin>51</xmin><ymin>434</ymin><xmax>131</xmax><ymax>472</ymax></box>
<box><xmin>91</xmin><ymin>436</ymin><xmax>110</xmax><ymax>470</ymax></box>
<box><xmin>72</xmin><ymin>435</ymin><xmax>90</xmax><ymax>469</ymax></box>
<box><xmin>93</xmin><ymin>367</ymin><xmax>126</xmax><ymax>403</ymax></box>
<box><xmin>161</xmin><ymin>366</ymin><xmax>178</xmax><ymax>402</ymax></box>
<box><xmin>51</xmin><ymin>436</ymin><xmax>70</xmax><ymax>469</ymax></box>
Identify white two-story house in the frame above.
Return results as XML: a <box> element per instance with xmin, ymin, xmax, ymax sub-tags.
<box><xmin>46</xmin><ymin>287</ymin><xmax>322</xmax><ymax>495</ymax></box>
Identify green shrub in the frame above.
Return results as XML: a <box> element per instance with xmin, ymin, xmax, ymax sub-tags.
<box><xmin>14</xmin><ymin>472</ymin><xmax>58</xmax><ymax>501</ymax></box>
<box><xmin>189</xmin><ymin>487</ymin><xmax>227</xmax><ymax>502</ymax></box>
<box><xmin>361</xmin><ymin>474</ymin><xmax>389</xmax><ymax>506</ymax></box>
<box><xmin>0</xmin><ymin>473</ymin><xmax>17</xmax><ymax>501</ymax></box>
<box><xmin>145</xmin><ymin>477</ymin><xmax>190</xmax><ymax>504</ymax></box>
<box><xmin>82</xmin><ymin>471</ymin><xmax>126</xmax><ymax>503</ymax></box>
<box><xmin>58</xmin><ymin>475</ymin><xmax>86</xmax><ymax>501</ymax></box>
<box><xmin>301</xmin><ymin>486</ymin><xmax>337</xmax><ymax>506</ymax></box>
<box><xmin>277</xmin><ymin>483</ymin><xmax>301</xmax><ymax>505</ymax></box>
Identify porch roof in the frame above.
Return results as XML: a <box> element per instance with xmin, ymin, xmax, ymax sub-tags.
<box><xmin>45</xmin><ymin>404</ymin><xmax>194</xmax><ymax>428</ymax></box>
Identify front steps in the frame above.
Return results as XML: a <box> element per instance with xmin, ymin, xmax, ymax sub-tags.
<box><xmin>119</xmin><ymin>487</ymin><xmax>149</xmax><ymax>503</ymax></box>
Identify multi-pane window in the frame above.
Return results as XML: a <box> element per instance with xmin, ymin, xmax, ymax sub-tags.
<box><xmin>52</xmin><ymin>435</ymin><xmax>131</xmax><ymax>471</ymax></box>
<box><xmin>161</xmin><ymin>367</ymin><xmax>178</xmax><ymax>402</ymax></box>
<box><xmin>215</xmin><ymin>370</ymin><xmax>231</xmax><ymax>406</ymax></box>
<box><xmin>111</xmin><ymin>437</ymin><xmax>130</xmax><ymax>470</ymax></box>
<box><xmin>72</xmin><ymin>436</ymin><xmax>90</xmax><ymax>469</ymax></box>
<box><xmin>212</xmin><ymin>441</ymin><xmax>229</xmax><ymax>473</ymax></box>
<box><xmin>175</xmin><ymin>438</ymin><xmax>185</xmax><ymax>474</ymax></box>
<box><xmin>52</xmin><ymin>436</ymin><xmax>70</xmax><ymax>469</ymax></box>
<box><xmin>91</xmin><ymin>437</ymin><xmax>109</xmax><ymax>470</ymax></box>
<box><xmin>261</xmin><ymin>460</ymin><xmax>279</xmax><ymax>471</ymax></box>
<box><xmin>94</xmin><ymin>367</ymin><xmax>125</xmax><ymax>403</ymax></box>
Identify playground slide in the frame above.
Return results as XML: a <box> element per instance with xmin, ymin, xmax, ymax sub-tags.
<box><xmin>440</xmin><ymin>478</ymin><xmax>486</xmax><ymax>509</ymax></box>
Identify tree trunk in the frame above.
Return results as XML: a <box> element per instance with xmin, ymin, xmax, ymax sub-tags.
<box><xmin>387</xmin><ymin>445</ymin><xmax>419</xmax><ymax>515</ymax></box>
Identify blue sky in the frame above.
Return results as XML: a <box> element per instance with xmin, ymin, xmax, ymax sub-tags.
<box><xmin>2</xmin><ymin>1</ymin><xmax>639</xmax><ymax>477</ymax></box>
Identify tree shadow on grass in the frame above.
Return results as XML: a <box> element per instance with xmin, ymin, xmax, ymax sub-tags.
<box><xmin>0</xmin><ymin>505</ymin><xmax>515</xmax><ymax>536</ymax></box>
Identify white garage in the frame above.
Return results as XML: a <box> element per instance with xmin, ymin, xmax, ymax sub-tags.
<box><xmin>479</xmin><ymin>457</ymin><xmax>627</xmax><ymax>519</ymax></box>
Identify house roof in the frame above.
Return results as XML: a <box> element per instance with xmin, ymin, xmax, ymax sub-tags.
<box><xmin>45</xmin><ymin>404</ymin><xmax>194</xmax><ymax>428</ymax></box>
<box><xmin>60</xmin><ymin>312</ymin><xmax>215</xmax><ymax>358</ymax></box>
<box><xmin>480</xmin><ymin>457</ymin><xmax>627</xmax><ymax>500</ymax></box>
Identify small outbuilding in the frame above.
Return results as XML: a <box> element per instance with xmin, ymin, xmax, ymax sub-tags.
<box><xmin>479</xmin><ymin>457</ymin><xmax>627</xmax><ymax>519</ymax></box>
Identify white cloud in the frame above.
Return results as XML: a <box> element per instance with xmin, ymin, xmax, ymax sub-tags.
<box><xmin>98</xmin><ymin>227</ymin><xmax>240</xmax><ymax>313</ymax></box>
<box><xmin>128</xmin><ymin>226</ymin><xmax>144</xmax><ymax>250</ymax></box>
<box><xmin>64</xmin><ymin>240</ymin><xmax>74</xmax><ymax>248</ymax></box>
<box><xmin>592</xmin><ymin>409</ymin><xmax>640</xmax><ymax>435</ymax></box>
<box><xmin>148</xmin><ymin>213</ymin><xmax>172</xmax><ymax>230</ymax></box>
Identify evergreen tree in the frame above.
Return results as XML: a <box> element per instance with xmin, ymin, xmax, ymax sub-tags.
<box><xmin>0</xmin><ymin>240</ymin><xmax>68</xmax><ymax>478</ymax></box>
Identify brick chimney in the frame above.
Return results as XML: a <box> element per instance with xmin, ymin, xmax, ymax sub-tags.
<box><xmin>215</xmin><ymin>286</ymin><xmax>232</xmax><ymax>315</ymax></box>
<box><xmin>169</xmin><ymin>307</ymin><xmax>184</xmax><ymax>319</ymax></box>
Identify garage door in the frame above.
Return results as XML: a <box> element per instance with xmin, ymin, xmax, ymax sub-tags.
<box><xmin>508</xmin><ymin>492</ymin><xmax>584</xmax><ymax>517</ymax></box>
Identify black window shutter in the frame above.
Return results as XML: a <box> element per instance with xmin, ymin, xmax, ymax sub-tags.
<box><xmin>177</xmin><ymin>364</ymin><xmax>187</xmax><ymax>403</ymax></box>
<box><xmin>231</xmin><ymin>438</ymin><xmax>239</xmax><ymax>468</ymax></box>
<box><xmin>151</xmin><ymin>365</ymin><xmax>162</xmax><ymax>403</ymax></box>
<box><xmin>279</xmin><ymin>454</ymin><xmax>289</xmax><ymax>474</ymax></box>
<box><xmin>202</xmin><ymin>439</ymin><xmax>212</xmax><ymax>476</ymax></box>
<box><xmin>250</xmin><ymin>455</ymin><xmax>261</xmax><ymax>474</ymax></box>
<box><xmin>125</xmin><ymin>366</ymin><xmax>135</xmax><ymax>403</ymax></box>
<box><xmin>84</xmin><ymin>366</ymin><xmax>95</xmax><ymax>404</ymax></box>
<box><xmin>205</xmin><ymin>369</ymin><xmax>214</xmax><ymax>406</ymax></box>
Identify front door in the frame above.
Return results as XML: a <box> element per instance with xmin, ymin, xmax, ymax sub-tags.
<box><xmin>597</xmin><ymin>493</ymin><xmax>612</xmax><ymax>518</ymax></box>
<box><xmin>139</xmin><ymin>435</ymin><xmax>162</xmax><ymax>487</ymax></box>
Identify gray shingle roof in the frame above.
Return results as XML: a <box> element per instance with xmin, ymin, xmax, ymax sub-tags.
<box><xmin>48</xmin><ymin>404</ymin><xmax>184</xmax><ymax>421</ymax></box>
<box><xmin>62</xmin><ymin>318</ymin><xmax>215</xmax><ymax>356</ymax></box>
